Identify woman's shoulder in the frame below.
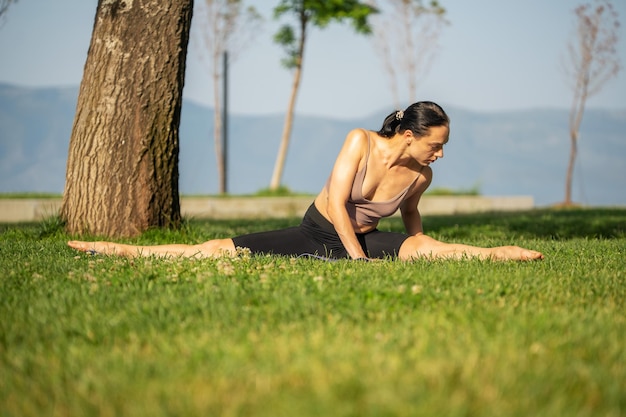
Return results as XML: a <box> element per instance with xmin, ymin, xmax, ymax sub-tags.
<box><xmin>341</xmin><ymin>128</ymin><xmax>371</xmax><ymax>152</ymax></box>
<box><xmin>345</xmin><ymin>128</ymin><xmax>370</xmax><ymax>141</ymax></box>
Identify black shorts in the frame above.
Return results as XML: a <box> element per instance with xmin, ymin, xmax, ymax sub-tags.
<box><xmin>231</xmin><ymin>203</ymin><xmax>409</xmax><ymax>259</ymax></box>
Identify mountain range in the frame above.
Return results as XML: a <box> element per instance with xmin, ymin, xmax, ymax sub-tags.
<box><xmin>1</xmin><ymin>82</ymin><xmax>625</xmax><ymax>207</ymax></box>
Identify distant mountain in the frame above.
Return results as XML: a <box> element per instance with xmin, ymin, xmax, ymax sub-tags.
<box><xmin>1</xmin><ymin>82</ymin><xmax>625</xmax><ymax>206</ymax></box>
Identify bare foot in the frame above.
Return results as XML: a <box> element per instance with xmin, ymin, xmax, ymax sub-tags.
<box><xmin>67</xmin><ymin>241</ymin><xmax>127</xmax><ymax>256</ymax></box>
<box><xmin>492</xmin><ymin>246</ymin><xmax>544</xmax><ymax>261</ymax></box>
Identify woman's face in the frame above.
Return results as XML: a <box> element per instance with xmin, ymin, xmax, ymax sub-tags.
<box><xmin>410</xmin><ymin>125</ymin><xmax>449</xmax><ymax>166</ymax></box>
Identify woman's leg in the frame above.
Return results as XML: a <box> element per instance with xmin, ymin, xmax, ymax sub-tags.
<box><xmin>398</xmin><ymin>234</ymin><xmax>544</xmax><ymax>261</ymax></box>
<box><xmin>67</xmin><ymin>238</ymin><xmax>237</xmax><ymax>259</ymax></box>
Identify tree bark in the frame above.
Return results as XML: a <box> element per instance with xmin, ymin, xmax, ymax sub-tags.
<box><xmin>61</xmin><ymin>0</ymin><xmax>193</xmax><ymax>237</ymax></box>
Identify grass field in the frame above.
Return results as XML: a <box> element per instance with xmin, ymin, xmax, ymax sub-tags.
<box><xmin>1</xmin><ymin>208</ymin><xmax>625</xmax><ymax>417</ymax></box>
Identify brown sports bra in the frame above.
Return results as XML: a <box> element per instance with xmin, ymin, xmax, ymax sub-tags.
<box><xmin>326</xmin><ymin>130</ymin><xmax>422</xmax><ymax>226</ymax></box>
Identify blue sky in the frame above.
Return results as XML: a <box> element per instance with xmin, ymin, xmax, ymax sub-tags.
<box><xmin>0</xmin><ymin>0</ymin><xmax>624</xmax><ymax>119</ymax></box>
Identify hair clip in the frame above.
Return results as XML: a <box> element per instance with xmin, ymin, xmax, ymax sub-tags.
<box><xmin>395</xmin><ymin>110</ymin><xmax>404</xmax><ymax>120</ymax></box>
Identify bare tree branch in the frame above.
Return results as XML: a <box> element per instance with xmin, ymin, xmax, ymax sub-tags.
<box><xmin>562</xmin><ymin>0</ymin><xmax>621</xmax><ymax>206</ymax></box>
<box><xmin>370</xmin><ymin>0</ymin><xmax>448</xmax><ymax>108</ymax></box>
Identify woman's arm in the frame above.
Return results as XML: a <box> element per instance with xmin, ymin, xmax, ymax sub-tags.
<box><xmin>324</xmin><ymin>129</ymin><xmax>370</xmax><ymax>259</ymax></box>
<box><xmin>400</xmin><ymin>166</ymin><xmax>432</xmax><ymax>236</ymax></box>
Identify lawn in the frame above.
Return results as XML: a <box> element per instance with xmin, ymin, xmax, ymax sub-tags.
<box><xmin>1</xmin><ymin>208</ymin><xmax>625</xmax><ymax>417</ymax></box>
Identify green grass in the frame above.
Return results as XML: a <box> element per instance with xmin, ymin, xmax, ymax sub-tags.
<box><xmin>0</xmin><ymin>192</ymin><xmax>61</xmax><ymax>199</ymax></box>
<box><xmin>425</xmin><ymin>184</ymin><xmax>481</xmax><ymax>196</ymax></box>
<box><xmin>1</xmin><ymin>209</ymin><xmax>625</xmax><ymax>417</ymax></box>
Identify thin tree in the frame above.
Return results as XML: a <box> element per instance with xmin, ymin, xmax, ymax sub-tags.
<box><xmin>562</xmin><ymin>0</ymin><xmax>620</xmax><ymax>206</ymax></box>
<box><xmin>268</xmin><ymin>0</ymin><xmax>377</xmax><ymax>191</ymax></box>
<box><xmin>194</xmin><ymin>0</ymin><xmax>261</xmax><ymax>194</ymax></box>
<box><xmin>61</xmin><ymin>0</ymin><xmax>194</xmax><ymax>237</ymax></box>
<box><xmin>370</xmin><ymin>0</ymin><xmax>447</xmax><ymax>108</ymax></box>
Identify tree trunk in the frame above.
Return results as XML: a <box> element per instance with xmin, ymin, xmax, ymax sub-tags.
<box><xmin>269</xmin><ymin>64</ymin><xmax>302</xmax><ymax>191</ymax></box>
<box><xmin>564</xmin><ymin>130</ymin><xmax>578</xmax><ymax>206</ymax></box>
<box><xmin>269</xmin><ymin>14</ymin><xmax>307</xmax><ymax>191</ymax></box>
<box><xmin>213</xmin><ymin>50</ymin><xmax>224</xmax><ymax>194</ymax></box>
<box><xmin>401</xmin><ymin>1</ymin><xmax>416</xmax><ymax>103</ymax></box>
<box><xmin>61</xmin><ymin>0</ymin><xmax>193</xmax><ymax>237</ymax></box>
<box><xmin>564</xmin><ymin>74</ymin><xmax>588</xmax><ymax>206</ymax></box>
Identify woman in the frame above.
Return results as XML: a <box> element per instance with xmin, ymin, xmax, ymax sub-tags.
<box><xmin>68</xmin><ymin>101</ymin><xmax>544</xmax><ymax>261</ymax></box>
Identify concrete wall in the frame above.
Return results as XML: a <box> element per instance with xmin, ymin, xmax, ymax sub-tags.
<box><xmin>0</xmin><ymin>199</ymin><xmax>63</xmax><ymax>222</ymax></box>
<box><xmin>0</xmin><ymin>196</ymin><xmax>534</xmax><ymax>223</ymax></box>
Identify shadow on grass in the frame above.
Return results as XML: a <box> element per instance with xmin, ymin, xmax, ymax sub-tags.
<box><xmin>416</xmin><ymin>208</ymin><xmax>626</xmax><ymax>240</ymax></box>
<box><xmin>196</xmin><ymin>208</ymin><xmax>626</xmax><ymax>241</ymax></box>
<box><xmin>2</xmin><ymin>208</ymin><xmax>624</xmax><ymax>242</ymax></box>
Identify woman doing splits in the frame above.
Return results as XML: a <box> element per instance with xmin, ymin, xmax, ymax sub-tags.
<box><xmin>68</xmin><ymin>101</ymin><xmax>544</xmax><ymax>262</ymax></box>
